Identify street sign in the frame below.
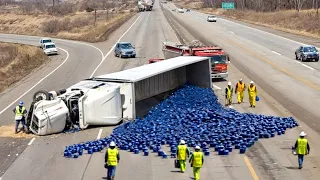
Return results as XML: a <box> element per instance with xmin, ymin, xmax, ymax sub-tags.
<box><xmin>222</xmin><ymin>2</ymin><xmax>235</xmax><ymax>9</ymax></box>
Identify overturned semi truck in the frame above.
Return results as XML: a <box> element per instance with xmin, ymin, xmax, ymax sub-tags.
<box><xmin>25</xmin><ymin>56</ymin><xmax>212</xmax><ymax>136</ymax></box>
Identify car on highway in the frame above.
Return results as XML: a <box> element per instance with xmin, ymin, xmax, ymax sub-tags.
<box><xmin>39</xmin><ymin>38</ymin><xmax>53</xmax><ymax>49</ymax></box>
<box><xmin>295</xmin><ymin>45</ymin><xmax>319</xmax><ymax>62</ymax></box>
<box><xmin>207</xmin><ymin>15</ymin><xmax>217</xmax><ymax>22</ymax></box>
<box><xmin>114</xmin><ymin>42</ymin><xmax>136</xmax><ymax>58</ymax></box>
<box><xmin>178</xmin><ymin>8</ymin><xmax>184</xmax><ymax>13</ymax></box>
<box><xmin>43</xmin><ymin>42</ymin><xmax>58</xmax><ymax>55</ymax></box>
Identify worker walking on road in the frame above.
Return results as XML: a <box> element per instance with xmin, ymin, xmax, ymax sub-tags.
<box><xmin>189</xmin><ymin>146</ymin><xmax>204</xmax><ymax>180</ymax></box>
<box><xmin>13</xmin><ymin>101</ymin><xmax>27</xmax><ymax>134</ymax></box>
<box><xmin>105</xmin><ymin>141</ymin><xmax>120</xmax><ymax>180</ymax></box>
<box><xmin>225</xmin><ymin>82</ymin><xmax>233</xmax><ymax>106</ymax></box>
<box><xmin>235</xmin><ymin>79</ymin><xmax>246</xmax><ymax>104</ymax></box>
<box><xmin>248</xmin><ymin>81</ymin><xmax>258</xmax><ymax>108</ymax></box>
<box><xmin>177</xmin><ymin>140</ymin><xmax>190</xmax><ymax>173</ymax></box>
<box><xmin>294</xmin><ymin>131</ymin><xmax>310</xmax><ymax>169</ymax></box>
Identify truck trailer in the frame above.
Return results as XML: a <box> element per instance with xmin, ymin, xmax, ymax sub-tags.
<box><xmin>25</xmin><ymin>56</ymin><xmax>212</xmax><ymax>136</ymax></box>
<box><xmin>149</xmin><ymin>41</ymin><xmax>230</xmax><ymax>79</ymax></box>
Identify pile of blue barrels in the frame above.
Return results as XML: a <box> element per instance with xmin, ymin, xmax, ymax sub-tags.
<box><xmin>64</xmin><ymin>84</ymin><xmax>298</xmax><ymax>158</ymax></box>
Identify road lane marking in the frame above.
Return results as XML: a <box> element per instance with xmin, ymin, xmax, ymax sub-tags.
<box><xmin>54</xmin><ymin>39</ymin><xmax>104</xmax><ymax>59</ymax></box>
<box><xmin>0</xmin><ymin>47</ymin><xmax>70</xmax><ymax>115</ymax></box>
<box><xmin>212</xmin><ymin>84</ymin><xmax>221</xmax><ymax>90</ymax></box>
<box><xmin>96</xmin><ymin>128</ymin><xmax>103</xmax><ymax>139</ymax></box>
<box><xmin>296</xmin><ymin>61</ymin><xmax>315</xmax><ymax>70</ymax></box>
<box><xmin>28</xmin><ymin>138</ymin><xmax>35</xmax><ymax>145</ymax></box>
<box><xmin>271</xmin><ymin>51</ymin><xmax>281</xmax><ymax>55</ymax></box>
<box><xmin>244</xmin><ymin>156</ymin><xmax>260</xmax><ymax>180</ymax></box>
<box><xmin>90</xmin><ymin>13</ymin><xmax>143</xmax><ymax>77</ymax></box>
<box><xmin>230</xmin><ymin>31</ymin><xmax>235</xmax><ymax>34</ymax></box>
<box><xmin>225</xmin><ymin>38</ymin><xmax>320</xmax><ymax>91</ymax></box>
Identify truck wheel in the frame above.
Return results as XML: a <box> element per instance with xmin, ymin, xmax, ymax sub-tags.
<box><xmin>33</xmin><ymin>90</ymin><xmax>50</xmax><ymax>102</ymax></box>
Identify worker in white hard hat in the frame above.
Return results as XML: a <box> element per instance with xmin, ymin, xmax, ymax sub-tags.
<box><xmin>235</xmin><ymin>78</ymin><xmax>246</xmax><ymax>104</ymax></box>
<box><xmin>225</xmin><ymin>82</ymin><xmax>233</xmax><ymax>106</ymax></box>
<box><xmin>177</xmin><ymin>140</ymin><xmax>190</xmax><ymax>173</ymax></box>
<box><xmin>13</xmin><ymin>101</ymin><xmax>27</xmax><ymax>134</ymax></box>
<box><xmin>189</xmin><ymin>146</ymin><xmax>204</xmax><ymax>180</ymax></box>
<box><xmin>248</xmin><ymin>81</ymin><xmax>258</xmax><ymax>107</ymax></box>
<box><xmin>293</xmin><ymin>131</ymin><xmax>310</xmax><ymax>169</ymax></box>
<box><xmin>105</xmin><ymin>141</ymin><xmax>120</xmax><ymax>180</ymax></box>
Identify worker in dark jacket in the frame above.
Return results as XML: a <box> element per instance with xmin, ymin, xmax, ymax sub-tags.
<box><xmin>294</xmin><ymin>131</ymin><xmax>310</xmax><ymax>169</ymax></box>
<box><xmin>225</xmin><ymin>82</ymin><xmax>233</xmax><ymax>106</ymax></box>
<box><xmin>105</xmin><ymin>141</ymin><xmax>120</xmax><ymax>180</ymax></box>
<box><xmin>13</xmin><ymin>101</ymin><xmax>27</xmax><ymax>134</ymax></box>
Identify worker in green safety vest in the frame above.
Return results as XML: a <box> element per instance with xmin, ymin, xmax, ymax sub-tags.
<box><xmin>293</xmin><ymin>131</ymin><xmax>310</xmax><ymax>169</ymax></box>
<box><xmin>13</xmin><ymin>101</ymin><xmax>27</xmax><ymax>134</ymax></box>
<box><xmin>189</xmin><ymin>146</ymin><xmax>204</xmax><ymax>180</ymax></box>
<box><xmin>105</xmin><ymin>141</ymin><xmax>120</xmax><ymax>180</ymax></box>
<box><xmin>176</xmin><ymin>140</ymin><xmax>190</xmax><ymax>173</ymax></box>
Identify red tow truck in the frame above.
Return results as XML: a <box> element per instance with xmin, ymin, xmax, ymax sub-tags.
<box><xmin>149</xmin><ymin>41</ymin><xmax>229</xmax><ymax>79</ymax></box>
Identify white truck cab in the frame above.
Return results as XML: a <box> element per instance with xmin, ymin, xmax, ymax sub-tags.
<box><xmin>28</xmin><ymin>81</ymin><xmax>122</xmax><ymax>135</ymax></box>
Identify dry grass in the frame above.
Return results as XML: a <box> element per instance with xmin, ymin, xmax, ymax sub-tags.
<box><xmin>174</xmin><ymin>0</ymin><xmax>320</xmax><ymax>38</ymax></box>
<box><xmin>0</xmin><ymin>0</ymin><xmax>137</xmax><ymax>42</ymax></box>
<box><xmin>0</xmin><ymin>42</ymin><xmax>49</xmax><ymax>93</ymax></box>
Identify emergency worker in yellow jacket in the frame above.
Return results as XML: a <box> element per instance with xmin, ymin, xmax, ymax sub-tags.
<box><xmin>189</xmin><ymin>146</ymin><xmax>204</xmax><ymax>180</ymax></box>
<box><xmin>235</xmin><ymin>79</ymin><xmax>246</xmax><ymax>104</ymax></box>
<box><xmin>177</xmin><ymin>140</ymin><xmax>190</xmax><ymax>173</ymax></box>
<box><xmin>225</xmin><ymin>82</ymin><xmax>233</xmax><ymax>106</ymax></box>
<box><xmin>105</xmin><ymin>141</ymin><xmax>120</xmax><ymax>180</ymax></box>
<box><xmin>248</xmin><ymin>81</ymin><xmax>258</xmax><ymax>107</ymax></box>
<box><xmin>294</xmin><ymin>131</ymin><xmax>310</xmax><ymax>169</ymax></box>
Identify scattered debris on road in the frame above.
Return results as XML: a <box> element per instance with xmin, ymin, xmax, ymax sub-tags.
<box><xmin>64</xmin><ymin>84</ymin><xmax>298</xmax><ymax>158</ymax></box>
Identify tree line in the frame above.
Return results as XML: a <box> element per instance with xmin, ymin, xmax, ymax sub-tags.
<box><xmin>201</xmin><ymin>0</ymin><xmax>319</xmax><ymax>12</ymax></box>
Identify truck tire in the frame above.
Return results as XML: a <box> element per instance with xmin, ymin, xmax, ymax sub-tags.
<box><xmin>33</xmin><ymin>90</ymin><xmax>50</xmax><ymax>102</ymax></box>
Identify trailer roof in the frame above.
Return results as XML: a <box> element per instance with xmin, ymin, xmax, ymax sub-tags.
<box><xmin>93</xmin><ymin>56</ymin><xmax>209</xmax><ymax>82</ymax></box>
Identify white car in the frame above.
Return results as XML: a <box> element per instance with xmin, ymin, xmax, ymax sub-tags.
<box><xmin>178</xmin><ymin>8</ymin><xmax>184</xmax><ymax>13</ymax></box>
<box><xmin>40</xmin><ymin>38</ymin><xmax>53</xmax><ymax>49</ymax></box>
<box><xmin>207</xmin><ymin>15</ymin><xmax>217</xmax><ymax>22</ymax></box>
<box><xmin>43</xmin><ymin>43</ymin><xmax>58</xmax><ymax>55</ymax></box>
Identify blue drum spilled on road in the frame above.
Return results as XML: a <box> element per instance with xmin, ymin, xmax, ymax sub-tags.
<box><xmin>63</xmin><ymin>84</ymin><xmax>298</xmax><ymax>158</ymax></box>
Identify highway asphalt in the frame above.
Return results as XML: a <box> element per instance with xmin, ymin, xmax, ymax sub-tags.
<box><xmin>1</xmin><ymin>0</ymin><xmax>320</xmax><ymax>179</ymax></box>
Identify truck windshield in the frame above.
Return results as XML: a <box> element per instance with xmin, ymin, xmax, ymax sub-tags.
<box><xmin>210</xmin><ymin>55</ymin><xmax>226</xmax><ymax>64</ymax></box>
<box><xmin>46</xmin><ymin>45</ymin><xmax>56</xmax><ymax>48</ymax></box>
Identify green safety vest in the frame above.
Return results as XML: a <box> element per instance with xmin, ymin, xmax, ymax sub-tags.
<box><xmin>192</xmin><ymin>151</ymin><xmax>203</xmax><ymax>168</ymax></box>
<box><xmin>107</xmin><ymin>148</ymin><xmax>118</xmax><ymax>166</ymax></box>
<box><xmin>297</xmin><ymin>138</ymin><xmax>308</xmax><ymax>155</ymax></box>
<box><xmin>15</xmin><ymin>106</ymin><xmax>25</xmax><ymax>120</ymax></box>
<box><xmin>178</xmin><ymin>145</ymin><xmax>187</xmax><ymax>160</ymax></box>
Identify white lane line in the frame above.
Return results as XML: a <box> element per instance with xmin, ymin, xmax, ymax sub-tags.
<box><xmin>97</xmin><ymin>128</ymin><xmax>103</xmax><ymax>139</ymax></box>
<box><xmin>296</xmin><ymin>61</ymin><xmax>315</xmax><ymax>70</ymax></box>
<box><xmin>55</xmin><ymin>39</ymin><xmax>104</xmax><ymax>59</ymax></box>
<box><xmin>230</xmin><ymin>31</ymin><xmax>235</xmax><ymax>34</ymax></box>
<box><xmin>0</xmin><ymin>47</ymin><xmax>69</xmax><ymax>115</ymax></box>
<box><xmin>212</xmin><ymin>84</ymin><xmax>221</xmax><ymax>90</ymax></box>
<box><xmin>90</xmin><ymin>13</ymin><xmax>142</xmax><ymax>77</ymax></box>
<box><xmin>271</xmin><ymin>51</ymin><xmax>281</xmax><ymax>55</ymax></box>
<box><xmin>28</xmin><ymin>138</ymin><xmax>35</xmax><ymax>145</ymax></box>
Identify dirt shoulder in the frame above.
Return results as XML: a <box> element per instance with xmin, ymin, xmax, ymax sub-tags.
<box><xmin>173</xmin><ymin>0</ymin><xmax>320</xmax><ymax>39</ymax></box>
<box><xmin>0</xmin><ymin>0</ymin><xmax>137</xmax><ymax>43</ymax></box>
<box><xmin>0</xmin><ymin>42</ymin><xmax>49</xmax><ymax>93</ymax></box>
